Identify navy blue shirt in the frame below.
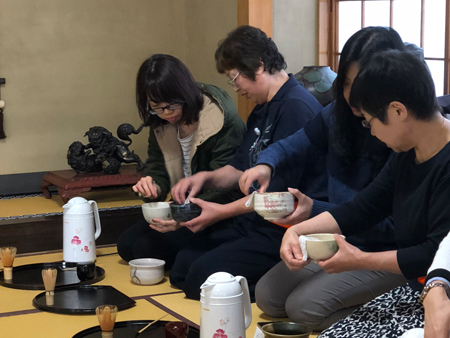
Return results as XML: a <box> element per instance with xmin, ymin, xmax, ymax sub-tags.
<box><xmin>256</xmin><ymin>103</ymin><xmax>397</xmax><ymax>252</ymax></box>
<box><xmin>229</xmin><ymin>74</ymin><xmax>325</xmax><ymax>199</ymax></box>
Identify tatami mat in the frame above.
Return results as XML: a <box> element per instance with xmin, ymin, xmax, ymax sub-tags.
<box><xmin>0</xmin><ymin>188</ymin><xmax>143</xmax><ymax>218</ymax></box>
<box><xmin>0</xmin><ymin>246</ymin><xmax>320</xmax><ymax>338</ymax></box>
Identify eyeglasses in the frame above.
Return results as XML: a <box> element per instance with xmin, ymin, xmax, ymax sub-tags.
<box><xmin>148</xmin><ymin>103</ymin><xmax>182</xmax><ymax>115</ymax></box>
<box><xmin>227</xmin><ymin>72</ymin><xmax>240</xmax><ymax>87</ymax></box>
<box><xmin>361</xmin><ymin>116</ymin><xmax>375</xmax><ymax>129</ymax></box>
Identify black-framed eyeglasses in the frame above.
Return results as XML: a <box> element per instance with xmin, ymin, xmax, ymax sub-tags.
<box><xmin>361</xmin><ymin>116</ymin><xmax>375</xmax><ymax>129</ymax></box>
<box><xmin>227</xmin><ymin>72</ymin><xmax>240</xmax><ymax>87</ymax></box>
<box><xmin>148</xmin><ymin>103</ymin><xmax>182</xmax><ymax>115</ymax></box>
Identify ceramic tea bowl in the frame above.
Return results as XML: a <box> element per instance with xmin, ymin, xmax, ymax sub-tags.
<box><xmin>142</xmin><ymin>202</ymin><xmax>172</xmax><ymax>224</ymax></box>
<box><xmin>129</xmin><ymin>258</ymin><xmax>165</xmax><ymax>285</ymax></box>
<box><xmin>257</xmin><ymin>322</ymin><xmax>312</xmax><ymax>338</ymax></box>
<box><xmin>304</xmin><ymin>233</ymin><xmax>345</xmax><ymax>260</ymax></box>
<box><xmin>169</xmin><ymin>203</ymin><xmax>202</xmax><ymax>222</ymax></box>
<box><xmin>253</xmin><ymin>192</ymin><xmax>295</xmax><ymax>220</ymax></box>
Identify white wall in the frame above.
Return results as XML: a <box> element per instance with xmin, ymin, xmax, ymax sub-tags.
<box><xmin>274</xmin><ymin>0</ymin><xmax>317</xmax><ymax>75</ymax></box>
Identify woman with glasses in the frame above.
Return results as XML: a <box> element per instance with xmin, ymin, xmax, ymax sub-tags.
<box><xmin>287</xmin><ymin>50</ymin><xmax>450</xmax><ymax>337</ymax></box>
<box><xmin>167</xmin><ymin>25</ymin><xmax>324</xmax><ymax>300</ymax></box>
<box><xmin>239</xmin><ymin>27</ymin><xmax>408</xmax><ymax>330</ymax></box>
<box><xmin>117</xmin><ymin>53</ymin><xmax>245</xmax><ymax>264</ymax></box>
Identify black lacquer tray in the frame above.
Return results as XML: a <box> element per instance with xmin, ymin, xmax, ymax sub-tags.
<box><xmin>0</xmin><ymin>261</ymin><xmax>105</xmax><ymax>290</ymax></box>
<box><xmin>73</xmin><ymin>320</ymin><xmax>199</xmax><ymax>338</ymax></box>
<box><xmin>33</xmin><ymin>285</ymin><xmax>136</xmax><ymax>314</ymax></box>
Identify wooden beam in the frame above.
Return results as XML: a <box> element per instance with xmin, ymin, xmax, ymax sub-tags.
<box><xmin>236</xmin><ymin>0</ymin><xmax>273</xmax><ymax>122</ymax></box>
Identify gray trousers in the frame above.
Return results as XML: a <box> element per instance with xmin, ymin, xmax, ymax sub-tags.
<box><xmin>255</xmin><ymin>261</ymin><xmax>408</xmax><ymax>331</ymax></box>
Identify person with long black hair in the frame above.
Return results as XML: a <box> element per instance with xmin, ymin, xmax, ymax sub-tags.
<box><xmin>286</xmin><ymin>50</ymin><xmax>450</xmax><ymax>337</ymax></box>
<box><xmin>239</xmin><ymin>27</ymin><xmax>408</xmax><ymax>330</ymax></box>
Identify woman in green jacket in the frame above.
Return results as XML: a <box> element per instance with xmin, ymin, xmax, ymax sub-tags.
<box><xmin>117</xmin><ymin>54</ymin><xmax>245</xmax><ymax>265</ymax></box>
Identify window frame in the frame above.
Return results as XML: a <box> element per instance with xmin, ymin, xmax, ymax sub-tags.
<box><xmin>318</xmin><ymin>0</ymin><xmax>450</xmax><ymax>94</ymax></box>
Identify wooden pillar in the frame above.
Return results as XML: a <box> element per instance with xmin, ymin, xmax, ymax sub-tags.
<box><xmin>237</xmin><ymin>0</ymin><xmax>273</xmax><ymax>122</ymax></box>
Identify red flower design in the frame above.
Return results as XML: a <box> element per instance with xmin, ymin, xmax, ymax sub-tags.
<box><xmin>84</xmin><ymin>246</ymin><xmax>89</xmax><ymax>252</ymax></box>
<box><xmin>71</xmin><ymin>236</ymin><xmax>81</xmax><ymax>245</ymax></box>
<box><xmin>213</xmin><ymin>329</ymin><xmax>227</xmax><ymax>338</ymax></box>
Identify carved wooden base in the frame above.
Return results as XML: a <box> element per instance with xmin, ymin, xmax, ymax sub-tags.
<box><xmin>40</xmin><ymin>166</ymin><xmax>142</xmax><ymax>203</ymax></box>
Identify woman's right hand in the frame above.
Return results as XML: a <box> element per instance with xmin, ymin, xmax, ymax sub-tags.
<box><xmin>239</xmin><ymin>165</ymin><xmax>272</xmax><ymax>195</ymax></box>
<box><xmin>132</xmin><ymin>176</ymin><xmax>160</xmax><ymax>199</ymax></box>
<box><xmin>280</xmin><ymin>226</ymin><xmax>311</xmax><ymax>270</ymax></box>
<box><xmin>171</xmin><ymin>172</ymin><xmax>208</xmax><ymax>204</ymax></box>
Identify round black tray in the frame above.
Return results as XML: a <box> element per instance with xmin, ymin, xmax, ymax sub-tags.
<box><xmin>73</xmin><ymin>320</ymin><xmax>199</xmax><ymax>338</ymax></box>
<box><xmin>0</xmin><ymin>261</ymin><xmax>105</xmax><ymax>290</ymax></box>
<box><xmin>33</xmin><ymin>285</ymin><xmax>136</xmax><ymax>314</ymax></box>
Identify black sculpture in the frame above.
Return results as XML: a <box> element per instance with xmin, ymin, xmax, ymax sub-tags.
<box><xmin>67</xmin><ymin>123</ymin><xmax>144</xmax><ymax>175</ymax></box>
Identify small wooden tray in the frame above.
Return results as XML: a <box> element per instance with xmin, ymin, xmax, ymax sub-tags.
<box><xmin>73</xmin><ymin>320</ymin><xmax>199</xmax><ymax>338</ymax></box>
<box><xmin>33</xmin><ymin>285</ymin><xmax>136</xmax><ymax>314</ymax></box>
<box><xmin>0</xmin><ymin>261</ymin><xmax>105</xmax><ymax>290</ymax></box>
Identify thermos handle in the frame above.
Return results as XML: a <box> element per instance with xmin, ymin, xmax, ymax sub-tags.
<box><xmin>88</xmin><ymin>200</ymin><xmax>102</xmax><ymax>240</ymax></box>
<box><xmin>235</xmin><ymin>276</ymin><xmax>252</xmax><ymax>329</ymax></box>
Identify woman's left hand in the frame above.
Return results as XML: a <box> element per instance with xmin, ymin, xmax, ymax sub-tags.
<box><xmin>423</xmin><ymin>286</ymin><xmax>450</xmax><ymax>338</ymax></box>
<box><xmin>182</xmin><ymin>198</ymin><xmax>224</xmax><ymax>233</ymax></box>
<box><xmin>149</xmin><ymin>218</ymin><xmax>182</xmax><ymax>233</ymax></box>
<box><xmin>316</xmin><ymin>234</ymin><xmax>363</xmax><ymax>273</ymax></box>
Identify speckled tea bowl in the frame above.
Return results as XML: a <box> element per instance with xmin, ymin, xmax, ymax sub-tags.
<box><xmin>304</xmin><ymin>233</ymin><xmax>345</xmax><ymax>260</ymax></box>
<box><xmin>142</xmin><ymin>202</ymin><xmax>172</xmax><ymax>224</ymax></box>
<box><xmin>170</xmin><ymin>203</ymin><xmax>202</xmax><ymax>222</ymax></box>
<box><xmin>254</xmin><ymin>192</ymin><xmax>295</xmax><ymax>220</ymax></box>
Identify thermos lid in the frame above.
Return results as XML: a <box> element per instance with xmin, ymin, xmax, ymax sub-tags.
<box><xmin>200</xmin><ymin>272</ymin><xmax>242</xmax><ymax>298</ymax></box>
<box><xmin>63</xmin><ymin>197</ymin><xmax>93</xmax><ymax>215</ymax></box>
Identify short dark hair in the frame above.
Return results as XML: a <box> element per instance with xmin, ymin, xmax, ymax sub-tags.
<box><xmin>350</xmin><ymin>49</ymin><xmax>441</xmax><ymax>122</ymax></box>
<box><xmin>136</xmin><ymin>54</ymin><xmax>204</xmax><ymax>128</ymax></box>
<box><xmin>215</xmin><ymin>25</ymin><xmax>286</xmax><ymax>80</ymax></box>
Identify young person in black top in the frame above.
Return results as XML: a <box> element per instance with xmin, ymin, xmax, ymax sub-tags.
<box><xmin>279</xmin><ymin>50</ymin><xmax>450</xmax><ymax>337</ymax></box>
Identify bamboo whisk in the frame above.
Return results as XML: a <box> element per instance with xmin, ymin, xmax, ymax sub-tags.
<box><xmin>42</xmin><ymin>268</ymin><xmax>57</xmax><ymax>306</ymax></box>
<box><xmin>0</xmin><ymin>247</ymin><xmax>17</xmax><ymax>280</ymax></box>
<box><xmin>96</xmin><ymin>304</ymin><xmax>118</xmax><ymax>337</ymax></box>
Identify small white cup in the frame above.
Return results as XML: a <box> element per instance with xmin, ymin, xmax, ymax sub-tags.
<box><xmin>252</xmin><ymin>192</ymin><xmax>295</xmax><ymax>220</ymax></box>
<box><xmin>129</xmin><ymin>258</ymin><xmax>165</xmax><ymax>285</ymax></box>
<box><xmin>142</xmin><ymin>202</ymin><xmax>172</xmax><ymax>224</ymax></box>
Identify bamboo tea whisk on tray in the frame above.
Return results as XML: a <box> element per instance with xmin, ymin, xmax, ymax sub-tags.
<box><xmin>96</xmin><ymin>304</ymin><xmax>118</xmax><ymax>338</ymax></box>
<box><xmin>0</xmin><ymin>246</ymin><xmax>17</xmax><ymax>280</ymax></box>
<box><xmin>41</xmin><ymin>268</ymin><xmax>57</xmax><ymax>306</ymax></box>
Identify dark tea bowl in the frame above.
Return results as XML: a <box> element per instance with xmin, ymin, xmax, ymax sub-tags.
<box><xmin>170</xmin><ymin>203</ymin><xmax>202</xmax><ymax>222</ymax></box>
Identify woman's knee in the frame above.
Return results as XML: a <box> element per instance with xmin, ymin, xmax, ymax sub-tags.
<box><xmin>255</xmin><ymin>277</ymin><xmax>287</xmax><ymax>317</ymax></box>
<box><xmin>285</xmin><ymin>292</ymin><xmax>326</xmax><ymax>330</ymax></box>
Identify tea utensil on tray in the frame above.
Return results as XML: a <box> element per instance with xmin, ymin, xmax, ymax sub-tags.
<box><xmin>42</xmin><ymin>268</ymin><xmax>57</xmax><ymax>305</ymax></box>
<box><xmin>96</xmin><ymin>304</ymin><xmax>118</xmax><ymax>338</ymax></box>
<box><xmin>0</xmin><ymin>246</ymin><xmax>17</xmax><ymax>280</ymax></box>
<box><xmin>137</xmin><ymin>313</ymin><xmax>169</xmax><ymax>335</ymax></box>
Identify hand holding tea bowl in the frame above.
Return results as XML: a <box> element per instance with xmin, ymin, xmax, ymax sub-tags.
<box><xmin>170</xmin><ymin>202</ymin><xmax>202</xmax><ymax>222</ymax></box>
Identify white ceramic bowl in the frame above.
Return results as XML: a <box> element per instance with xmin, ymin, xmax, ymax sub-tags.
<box><xmin>142</xmin><ymin>202</ymin><xmax>172</xmax><ymax>224</ymax></box>
<box><xmin>254</xmin><ymin>192</ymin><xmax>295</xmax><ymax>220</ymax></box>
<box><xmin>304</xmin><ymin>233</ymin><xmax>345</xmax><ymax>260</ymax></box>
<box><xmin>129</xmin><ymin>258</ymin><xmax>165</xmax><ymax>285</ymax></box>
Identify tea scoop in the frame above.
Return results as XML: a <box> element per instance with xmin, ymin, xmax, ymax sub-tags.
<box><xmin>41</xmin><ymin>268</ymin><xmax>57</xmax><ymax>306</ymax></box>
<box><xmin>0</xmin><ymin>246</ymin><xmax>17</xmax><ymax>280</ymax></box>
<box><xmin>96</xmin><ymin>304</ymin><xmax>118</xmax><ymax>338</ymax></box>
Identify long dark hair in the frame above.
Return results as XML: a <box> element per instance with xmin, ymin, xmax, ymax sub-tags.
<box><xmin>332</xmin><ymin>26</ymin><xmax>405</xmax><ymax>169</ymax></box>
<box><xmin>136</xmin><ymin>54</ymin><xmax>204</xmax><ymax>129</ymax></box>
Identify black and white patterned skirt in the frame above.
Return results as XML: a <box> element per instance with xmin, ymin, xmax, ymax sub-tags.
<box><xmin>318</xmin><ymin>284</ymin><xmax>424</xmax><ymax>338</ymax></box>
